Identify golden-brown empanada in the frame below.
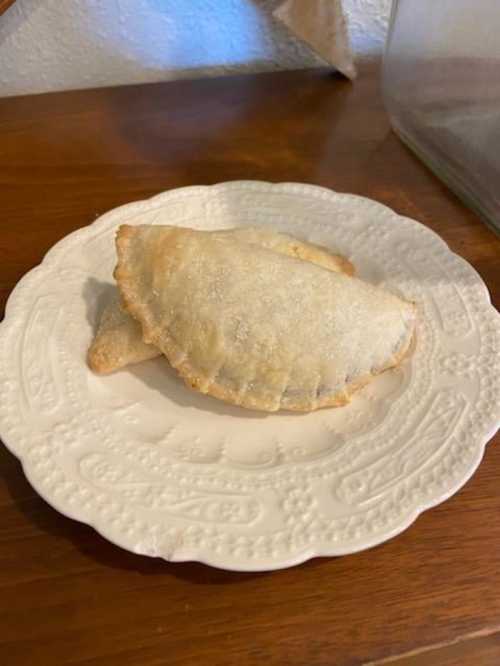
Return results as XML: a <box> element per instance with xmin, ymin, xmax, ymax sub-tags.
<box><xmin>88</xmin><ymin>226</ymin><xmax>354</xmax><ymax>374</ymax></box>
<box><xmin>220</xmin><ymin>227</ymin><xmax>354</xmax><ymax>276</ymax></box>
<box><xmin>114</xmin><ymin>225</ymin><xmax>417</xmax><ymax>412</ymax></box>
<box><xmin>87</xmin><ymin>295</ymin><xmax>158</xmax><ymax>374</ymax></box>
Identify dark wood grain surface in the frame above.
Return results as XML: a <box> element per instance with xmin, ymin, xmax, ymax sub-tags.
<box><xmin>0</xmin><ymin>64</ymin><xmax>499</xmax><ymax>666</ymax></box>
<box><xmin>0</xmin><ymin>0</ymin><xmax>16</xmax><ymax>17</ymax></box>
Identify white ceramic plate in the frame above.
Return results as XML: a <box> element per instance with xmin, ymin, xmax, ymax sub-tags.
<box><xmin>1</xmin><ymin>182</ymin><xmax>499</xmax><ymax>571</ymax></box>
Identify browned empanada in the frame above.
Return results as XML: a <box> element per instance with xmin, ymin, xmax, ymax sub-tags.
<box><xmin>88</xmin><ymin>226</ymin><xmax>354</xmax><ymax>374</ymax></box>
<box><xmin>112</xmin><ymin>225</ymin><xmax>416</xmax><ymax>412</ymax></box>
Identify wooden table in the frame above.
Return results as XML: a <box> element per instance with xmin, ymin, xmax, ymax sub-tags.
<box><xmin>1</xmin><ymin>64</ymin><xmax>499</xmax><ymax>666</ymax></box>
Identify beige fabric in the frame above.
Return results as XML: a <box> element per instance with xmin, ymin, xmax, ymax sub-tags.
<box><xmin>273</xmin><ymin>0</ymin><xmax>356</xmax><ymax>79</ymax></box>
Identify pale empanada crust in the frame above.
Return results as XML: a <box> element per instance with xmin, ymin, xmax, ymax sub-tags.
<box><xmin>88</xmin><ymin>299</ymin><xmax>160</xmax><ymax>374</ymax></box>
<box><xmin>114</xmin><ymin>225</ymin><xmax>417</xmax><ymax>412</ymax></box>
<box><xmin>87</xmin><ymin>295</ymin><xmax>158</xmax><ymax>373</ymax></box>
<box><xmin>88</xmin><ymin>226</ymin><xmax>354</xmax><ymax>374</ymax></box>
<box><xmin>224</xmin><ymin>227</ymin><xmax>355</xmax><ymax>277</ymax></box>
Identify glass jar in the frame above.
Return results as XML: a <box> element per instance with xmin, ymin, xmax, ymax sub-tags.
<box><xmin>382</xmin><ymin>0</ymin><xmax>500</xmax><ymax>234</ymax></box>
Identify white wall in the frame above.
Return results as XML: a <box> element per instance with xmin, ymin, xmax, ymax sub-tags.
<box><xmin>0</xmin><ymin>0</ymin><xmax>391</xmax><ymax>98</ymax></box>
<box><xmin>346</xmin><ymin>0</ymin><xmax>392</xmax><ymax>54</ymax></box>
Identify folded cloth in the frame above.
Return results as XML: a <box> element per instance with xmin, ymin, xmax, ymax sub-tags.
<box><xmin>273</xmin><ymin>0</ymin><xmax>356</xmax><ymax>79</ymax></box>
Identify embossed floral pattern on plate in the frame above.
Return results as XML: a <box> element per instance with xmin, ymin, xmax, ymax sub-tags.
<box><xmin>0</xmin><ymin>182</ymin><xmax>499</xmax><ymax>571</ymax></box>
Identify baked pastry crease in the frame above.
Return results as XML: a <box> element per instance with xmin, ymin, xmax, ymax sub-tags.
<box><xmin>112</xmin><ymin>224</ymin><xmax>416</xmax><ymax>412</ymax></box>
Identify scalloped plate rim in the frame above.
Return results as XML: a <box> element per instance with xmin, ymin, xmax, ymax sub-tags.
<box><xmin>0</xmin><ymin>180</ymin><xmax>498</xmax><ymax>572</ymax></box>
